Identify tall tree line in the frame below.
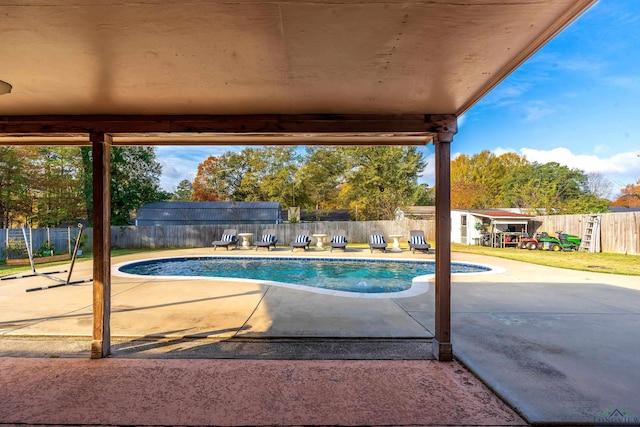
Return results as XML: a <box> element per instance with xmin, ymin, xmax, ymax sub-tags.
<box><xmin>450</xmin><ymin>150</ymin><xmax>611</xmax><ymax>214</ymax></box>
<box><xmin>189</xmin><ymin>146</ymin><xmax>432</xmax><ymax>220</ymax></box>
<box><xmin>0</xmin><ymin>146</ymin><xmax>169</xmax><ymax>227</ymax></box>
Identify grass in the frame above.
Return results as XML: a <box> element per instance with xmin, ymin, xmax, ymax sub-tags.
<box><xmin>451</xmin><ymin>243</ymin><xmax>640</xmax><ymax>276</ymax></box>
<box><xmin>0</xmin><ymin>248</ymin><xmax>153</xmax><ymax>277</ymax></box>
<box><xmin>2</xmin><ymin>244</ymin><xmax>638</xmax><ymax>277</ymax></box>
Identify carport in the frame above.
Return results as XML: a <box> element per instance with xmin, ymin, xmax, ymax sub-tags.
<box><xmin>0</xmin><ymin>0</ymin><xmax>597</xmax><ymax>360</ymax></box>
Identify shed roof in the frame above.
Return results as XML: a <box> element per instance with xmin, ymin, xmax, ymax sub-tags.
<box><xmin>470</xmin><ymin>211</ymin><xmax>535</xmax><ymax>220</ymax></box>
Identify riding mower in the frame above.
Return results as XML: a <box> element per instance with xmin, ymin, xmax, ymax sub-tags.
<box><xmin>524</xmin><ymin>231</ymin><xmax>581</xmax><ymax>251</ymax></box>
<box><xmin>519</xmin><ymin>233</ymin><xmax>542</xmax><ymax>250</ymax></box>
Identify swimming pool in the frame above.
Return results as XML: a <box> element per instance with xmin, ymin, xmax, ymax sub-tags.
<box><xmin>114</xmin><ymin>256</ymin><xmax>497</xmax><ymax>299</ymax></box>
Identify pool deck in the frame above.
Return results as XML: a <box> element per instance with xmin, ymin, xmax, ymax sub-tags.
<box><xmin>1</xmin><ymin>246</ymin><xmax>639</xmax><ymax>426</ymax></box>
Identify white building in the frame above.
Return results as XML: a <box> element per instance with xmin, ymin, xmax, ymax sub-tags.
<box><xmin>451</xmin><ymin>209</ymin><xmax>534</xmax><ymax>246</ymax></box>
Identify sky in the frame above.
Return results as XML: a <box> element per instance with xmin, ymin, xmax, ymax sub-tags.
<box><xmin>157</xmin><ymin>0</ymin><xmax>640</xmax><ymax>199</ymax></box>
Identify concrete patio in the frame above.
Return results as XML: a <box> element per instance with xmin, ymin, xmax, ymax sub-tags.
<box><xmin>1</xmin><ymin>247</ymin><xmax>639</xmax><ymax>426</ymax></box>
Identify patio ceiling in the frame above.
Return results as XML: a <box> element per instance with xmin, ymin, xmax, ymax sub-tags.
<box><xmin>0</xmin><ymin>0</ymin><xmax>596</xmax><ymax>140</ymax></box>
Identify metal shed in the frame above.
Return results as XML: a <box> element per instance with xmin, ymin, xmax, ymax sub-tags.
<box><xmin>135</xmin><ymin>202</ymin><xmax>281</xmax><ymax>226</ymax></box>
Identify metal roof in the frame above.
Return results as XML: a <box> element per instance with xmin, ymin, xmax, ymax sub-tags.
<box><xmin>136</xmin><ymin>202</ymin><xmax>281</xmax><ymax>224</ymax></box>
<box><xmin>470</xmin><ymin>211</ymin><xmax>535</xmax><ymax>220</ymax></box>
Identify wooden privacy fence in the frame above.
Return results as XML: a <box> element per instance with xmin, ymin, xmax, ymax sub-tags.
<box><xmin>3</xmin><ymin>213</ymin><xmax>638</xmax><ymax>255</ymax></box>
<box><xmin>109</xmin><ymin>219</ymin><xmax>435</xmax><ymax>249</ymax></box>
<box><xmin>531</xmin><ymin>212</ymin><xmax>640</xmax><ymax>255</ymax></box>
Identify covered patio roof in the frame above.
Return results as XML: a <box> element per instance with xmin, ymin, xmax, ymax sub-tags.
<box><xmin>0</xmin><ymin>0</ymin><xmax>597</xmax><ymax>359</ymax></box>
<box><xmin>1</xmin><ymin>0</ymin><xmax>596</xmax><ymax>144</ymax></box>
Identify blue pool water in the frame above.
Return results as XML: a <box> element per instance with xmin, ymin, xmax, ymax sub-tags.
<box><xmin>118</xmin><ymin>257</ymin><xmax>491</xmax><ymax>294</ymax></box>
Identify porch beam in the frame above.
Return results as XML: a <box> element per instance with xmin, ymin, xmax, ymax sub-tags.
<box><xmin>90</xmin><ymin>133</ymin><xmax>112</xmax><ymax>359</ymax></box>
<box><xmin>0</xmin><ymin>114</ymin><xmax>455</xmax><ymax>135</ymax></box>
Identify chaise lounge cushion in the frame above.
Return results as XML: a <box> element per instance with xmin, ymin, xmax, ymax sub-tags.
<box><xmin>291</xmin><ymin>232</ymin><xmax>311</xmax><ymax>251</ymax></box>
<box><xmin>408</xmin><ymin>230</ymin><xmax>431</xmax><ymax>253</ymax></box>
<box><xmin>329</xmin><ymin>231</ymin><xmax>348</xmax><ymax>252</ymax></box>
<box><xmin>410</xmin><ymin>235</ymin><xmax>426</xmax><ymax>245</ymax></box>
<box><xmin>255</xmin><ymin>229</ymin><xmax>278</xmax><ymax>251</ymax></box>
<box><xmin>368</xmin><ymin>232</ymin><xmax>387</xmax><ymax>252</ymax></box>
<box><xmin>370</xmin><ymin>235</ymin><xmax>385</xmax><ymax>244</ymax></box>
<box><xmin>212</xmin><ymin>229</ymin><xmax>238</xmax><ymax>251</ymax></box>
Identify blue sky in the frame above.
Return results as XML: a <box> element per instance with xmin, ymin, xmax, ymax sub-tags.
<box><xmin>158</xmin><ymin>0</ymin><xmax>640</xmax><ymax>199</ymax></box>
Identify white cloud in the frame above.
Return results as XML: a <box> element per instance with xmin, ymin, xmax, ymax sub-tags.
<box><xmin>519</xmin><ymin>147</ymin><xmax>639</xmax><ymax>174</ymax></box>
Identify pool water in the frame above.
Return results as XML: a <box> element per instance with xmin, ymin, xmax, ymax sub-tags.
<box><xmin>118</xmin><ymin>257</ymin><xmax>491</xmax><ymax>294</ymax></box>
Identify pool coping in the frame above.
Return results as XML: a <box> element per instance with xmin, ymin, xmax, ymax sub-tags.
<box><xmin>112</xmin><ymin>254</ymin><xmax>505</xmax><ymax>299</ymax></box>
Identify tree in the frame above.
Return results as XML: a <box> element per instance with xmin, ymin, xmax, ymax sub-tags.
<box><xmin>611</xmin><ymin>180</ymin><xmax>640</xmax><ymax>207</ymax></box>
<box><xmin>32</xmin><ymin>147</ymin><xmax>86</xmax><ymax>227</ymax></box>
<box><xmin>256</xmin><ymin>147</ymin><xmax>301</xmax><ymax>206</ymax></box>
<box><xmin>339</xmin><ymin>146</ymin><xmax>427</xmax><ymax>220</ymax></box>
<box><xmin>0</xmin><ymin>146</ymin><xmax>38</xmax><ymax>227</ymax></box>
<box><xmin>192</xmin><ymin>156</ymin><xmax>225</xmax><ymax>201</ymax></box>
<box><xmin>586</xmin><ymin>172</ymin><xmax>613</xmax><ymax>201</ymax></box>
<box><xmin>80</xmin><ymin>147</ymin><xmax>93</xmax><ymax>223</ymax></box>
<box><xmin>189</xmin><ymin>146</ymin><xmax>427</xmax><ymax>219</ymax></box>
<box><xmin>192</xmin><ymin>147</ymin><xmax>302</xmax><ymax>206</ymax></box>
<box><xmin>451</xmin><ymin>151</ymin><xmax>609</xmax><ymax>214</ymax></box>
<box><xmin>451</xmin><ymin>181</ymin><xmax>492</xmax><ymax>210</ymax></box>
<box><xmin>80</xmin><ymin>146</ymin><xmax>170</xmax><ymax>225</ymax></box>
<box><xmin>110</xmin><ymin>147</ymin><xmax>171</xmax><ymax>225</ymax></box>
<box><xmin>413</xmin><ymin>183</ymin><xmax>435</xmax><ymax>206</ymax></box>
<box><xmin>451</xmin><ymin>151</ymin><xmax>524</xmax><ymax>209</ymax></box>
<box><xmin>295</xmin><ymin>147</ymin><xmax>346</xmax><ymax>209</ymax></box>
<box><xmin>172</xmin><ymin>179</ymin><xmax>194</xmax><ymax>201</ymax></box>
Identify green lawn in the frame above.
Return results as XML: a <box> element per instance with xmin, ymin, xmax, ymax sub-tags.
<box><xmin>450</xmin><ymin>243</ymin><xmax>640</xmax><ymax>276</ymax></box>
<box><xmin>2</xmin><ymin>245</ymin><xmax>638</xmax><ymax>277</ymax></box>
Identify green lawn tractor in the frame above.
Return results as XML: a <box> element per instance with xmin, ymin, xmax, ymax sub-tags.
<box><xmin>537</xmin><ymin>231</ymin><xmax>581</xmax><ymax>251</ymax></box>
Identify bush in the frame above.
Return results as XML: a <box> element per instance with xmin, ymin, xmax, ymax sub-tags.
<box><xmin>36</xmin><ymin>241</ymin><xmax>55</xmax><ymax>257</ymax></box>
<box><xmin>71</xmin><ymin>233</ymin><xmax>87</xmax><ymax>250</ymax></box>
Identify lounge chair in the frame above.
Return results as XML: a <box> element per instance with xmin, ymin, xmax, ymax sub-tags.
<box><xmin>368</xmin><ymin>231</ymin><xmax>387</xmax><ymax>253</ymax></box>
<box><xmin>290</xmin><ymin>229</ymin><xmax>311</xmax><ymax>251</ymax></box>
<box><xmin>254</xmin><ymin>228</ymin><xmax>278</xmax><ymax>251</ymax></box>
<box><xmin>212</xmin><ymin>229</ymin><xmax>238</xmax><ymax>251</ymax></box>
<box><xmin>408</xmin><ymin>229</ymin><xmax>431</xmax><ymax>254</ymax></box>
<box><xmin>329</xmin><ymin>230</ymin><xmax>348</xmax><ymax>252</ymax></box>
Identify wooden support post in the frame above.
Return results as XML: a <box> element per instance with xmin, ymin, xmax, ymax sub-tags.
<box><xmin>433</xmin><ymin>120</ymin><xmax>456</xmax><ymax>362</ymax></box>
<box><xmin>90</xmin><ymin>133</ymin><xmax>112</xmax><ymax>359</ymax></box>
